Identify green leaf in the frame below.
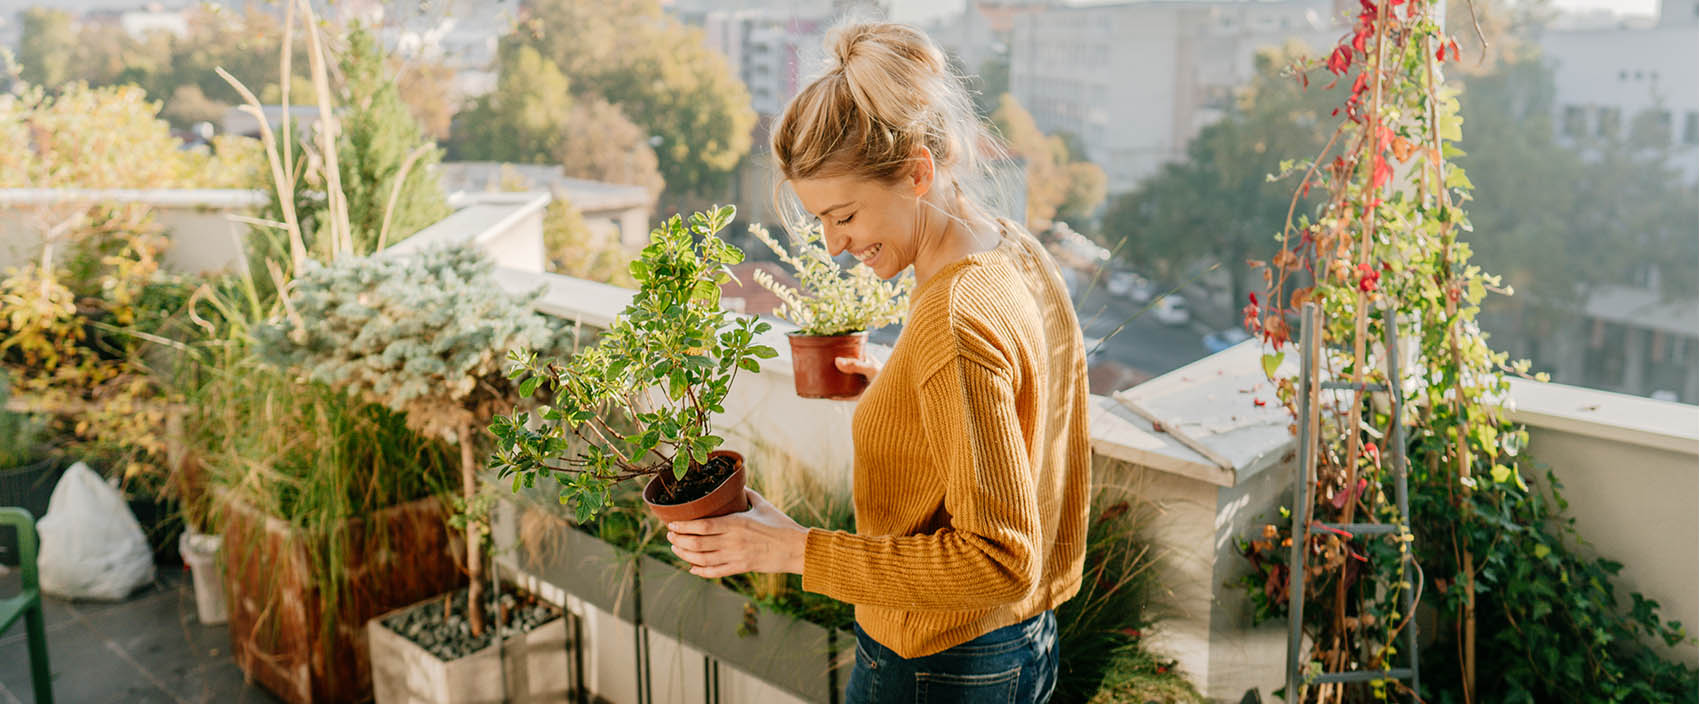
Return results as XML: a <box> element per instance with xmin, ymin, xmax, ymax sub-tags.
<box><xmin>712</xmin><ymin>204</ymin><xmax>736</xmax><ymax>232</ymax></box>
<box><xmin>1491</xmin><ymin>464</ymin><xmax>1511</xmax><ymax>484</ymax></box>
<box><xmin>1262</xmin><ymin>352</ymin><xmax>1284</xmax><ymax>379</ymax></box>
<box><xmin>673</xmin><ymin>452</ymin><xmax>690</xmax><ymax>480</ymax></box>
<box><xmin>1533</xmin><ymin>543</ymin><xmax>1551</xmax><ymax>559</ymax></box>
<box><xmin>692</xmin><ymin>279</ymin><xmax>721</xmax><ymax>308</ymax></box>
<box><xmin>1445</xmin><ymin>167</ymin><xmax>1474</xmax><ymax>191</ymax></box>
<box><xmin>518</xmin><ymin>376</ymin><xmax>542</xmax><ymax>398</ymax></box>
<box><xmin>738</xmin><ymin>358</ymin><xmax>761</xmax><ymax>373</ymax></box>
<box><xmin>752</xmin><ymin>345</ymin><xmax>778</xmax><ymax>359</ymax></box>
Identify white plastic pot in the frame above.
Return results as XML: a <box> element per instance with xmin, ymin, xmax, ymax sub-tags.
<box><xmin>179</xmin><ymin>530</ymin><xmax>227</xmax><ymax>624</ymax></box>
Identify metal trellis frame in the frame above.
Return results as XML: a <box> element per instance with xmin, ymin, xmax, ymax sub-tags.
<box><xmin>1285</xmin><ymin>302</ymin><xmax>1421</xmax><ymax>701</ymax></box>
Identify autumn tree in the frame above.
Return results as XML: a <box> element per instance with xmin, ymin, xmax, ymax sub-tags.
<box><xmin>513</xmin><ymin>0</ymin><xmax>755</xmax><ymax>198</ymax></box>
<box><xmin>450</xmin><ymin>39</ymin><xmax>664</xmax><ymax>198</ymax></box>
<box><xmin>17</xmin><ymin>9</ymin><xmax>76</xmax><ymax>89</ymax></box>
<box><xmin>450</xmin><ymin>42</ymin><xmax>575</xmax><ymax>163</ymax></box>
<box><xmin>991</xmin><ymin>94</ymin><xmax>1109</xmax><ymax>231</ymax></box>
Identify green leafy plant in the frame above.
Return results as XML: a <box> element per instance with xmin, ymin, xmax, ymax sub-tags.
<box><xmin>748</xmin><ymin>223</ymin><xmax>910</xmax><ymax>337</ymax></box>
<box><xmin>491</xmin><ymin>206</ymin><xmax>776</xmax><ymax>523</ymax></box>
<box><xmin>1054</xmin><ymin>487</ymin><xmax>1165</xmax><ymax>703</ymax></box>
<box><xmin>257</xmin><ymin>244</ymin><xmax>562</xmax><ymax>638</ymax></box>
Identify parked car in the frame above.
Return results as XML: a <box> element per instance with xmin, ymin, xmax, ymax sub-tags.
<box><xmin>1128</xmin><ymin>278</ymin><xmax>1155</xmax><ymax>304</ymax></box>
<box><xmin>1153</xmin><ymin>295</ymin><xmax>1190</xmax><ymax>326</ymax></box>
<box><xmin>1107</xmin><ymin>271</ymin><xmax>1153</xmax><ymax>302</ymax></box>
<box><xmin>1203</xmin><ymin>327</ymin><xmax>1252</xmax><ymax>353</ymax></box>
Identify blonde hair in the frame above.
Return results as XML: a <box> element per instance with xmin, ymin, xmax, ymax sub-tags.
<box><xmin>771</xmin><ymin>22</ymin><xmax>1005</xmax><ymax>234</ymax></box>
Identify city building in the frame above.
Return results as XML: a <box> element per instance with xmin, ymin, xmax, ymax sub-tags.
<box><xmin>1480</xmin><ymin>0</ymin><xmax>1700</xmax><ymax>403</ymax></box>
<box><xmin>702</xmin><ymin>11</ymin><xmax>830</xmax><ymax>118</ymax></box>
<box><xmin>925</xmin><ymin>0</ymin><xmax>1052</xmax><ymax>78</ymax></box>
<box><xmin>1538</xmin><ymin>0</ymin><xmax>1699</xmax><ymax>183</ymax></box>
<box><xmin>694</xmin><ymin>0</ymin><xmax>885</xmax><ymax>119</ymax></box>
<box><xmin>438</xmin><ymin>162</ymin><xmax>655</xmax><ymax>250</ymax></box>
<box><xmin>1009</xmin><ymin>0</ymin><xmax>1339</xmax><ymax>194</ymax></box>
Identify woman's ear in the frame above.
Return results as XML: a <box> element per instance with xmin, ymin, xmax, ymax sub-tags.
<box><xmin>908</xmin><ymin>146</ymin><xmax>935</xmax><ymax>197</ymax></box>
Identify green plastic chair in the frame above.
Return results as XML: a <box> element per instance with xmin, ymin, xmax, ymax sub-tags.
<box><xmin>0</xmin><ymin>507</ymin><xmax>52</xmax><ymax>703</ymax></box>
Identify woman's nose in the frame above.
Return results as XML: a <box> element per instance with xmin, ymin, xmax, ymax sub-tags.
<box><xmin>823</xmin><ymin>226</ymin><xmax>848</xmax><ymax>256</ymax></box>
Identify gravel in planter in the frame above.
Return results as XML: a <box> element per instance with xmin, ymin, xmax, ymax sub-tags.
<box><xmin>381</xmin><ymin>586</ymin><xmax>563</xmax><ymax>662</ymax></box>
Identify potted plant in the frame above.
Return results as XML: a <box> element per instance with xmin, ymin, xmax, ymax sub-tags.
<box><xmin>258</xmin><ymin>244</ymin><xmax>571</xmax><ymax>703</ymax></box>
<box><xmin>0</xmin><ymin>376</ymin><xmax>60</xmax><ymax>567</ymax></box>
<box><xmin>491</xmin><ymin>205</ymin><xmax>777</xmax><ymax>524</ymax></box>
<box><xmin>747</xmin><ymin>223</ymin><xmax>910</xmax><ymax>399</ymax></box>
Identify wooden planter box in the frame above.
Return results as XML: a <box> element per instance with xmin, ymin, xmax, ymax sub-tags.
<box><xmin>220</xmin><ymin>494</ymin><xmax>462</xmax><ymax>704</ymax></box>
<box><xmin>367</xmin><ymin>600</ymin><xmax>571</xmax><ymax>703</ymax></box>
<box><xmin>639</xmin><ymin>555</ymin><xmax>852</xmax><ymax>704</ymax></box>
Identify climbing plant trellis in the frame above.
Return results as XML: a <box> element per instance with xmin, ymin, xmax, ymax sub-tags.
<box><xmin>1237</xmin><ymin>0</ymin><xmax>1696</xmax><ymax>702</ymax></box>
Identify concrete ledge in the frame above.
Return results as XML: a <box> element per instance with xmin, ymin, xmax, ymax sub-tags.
<box><xmin>1507</xmin><ymin>376</ymin><xmax>1699</xmax><ymax>455</ymax></box>
<box><xmin>0</xmin><ymin>188</ymin><xmax>270</xmax><ymax>208</ymax></box>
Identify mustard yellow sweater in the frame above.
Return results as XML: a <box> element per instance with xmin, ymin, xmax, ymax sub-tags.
<box><xmin>801</xmin><ymin>220</ymin><xmax>1092</xmax><ymax>659</ymax></box>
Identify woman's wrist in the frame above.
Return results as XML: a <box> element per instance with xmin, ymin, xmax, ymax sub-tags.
<box><xmin>790</xmin><ymin>526</ymin><xmax>813</xmax><ymax>575</ymax></box>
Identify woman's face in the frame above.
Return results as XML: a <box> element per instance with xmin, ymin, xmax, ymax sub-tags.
<box><xmin>790</xmin><ymin>170</ymin><xmax>925</xmax><ymax>281</ymax></box>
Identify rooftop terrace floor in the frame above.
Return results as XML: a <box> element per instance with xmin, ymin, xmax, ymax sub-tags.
<box><xmin>0</xmin><ymin>566</ymin><xmax>281</xmax><ymax>704</ymax></box>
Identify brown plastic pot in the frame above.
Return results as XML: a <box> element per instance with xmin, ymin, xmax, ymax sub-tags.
<box><xmin>787</xmin><ymin>331</ymin><xmax>868</xmax><ymax>399</ymax></box>
<box><xmin>642</xmin><ymin>450</ymin><xmax>749</xmax><ymax>523</ymax></box>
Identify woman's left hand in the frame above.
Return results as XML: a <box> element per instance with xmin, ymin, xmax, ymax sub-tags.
<box><xmin>666</xmin><ymin>489</ymin><xmax>809</xmax><ymax>578</ymax></box>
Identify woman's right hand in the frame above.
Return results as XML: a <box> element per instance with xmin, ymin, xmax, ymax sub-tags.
<box><xmin>835</xmin><ymin>354</ymin><xmax>882</xmax><ymax>395</ymax></box>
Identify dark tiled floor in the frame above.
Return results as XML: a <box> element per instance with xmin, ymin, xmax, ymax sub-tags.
<box><xmin>0</xmin><ymin>565</ymin><xmax>283</xmax><ymax>704</ymax></box>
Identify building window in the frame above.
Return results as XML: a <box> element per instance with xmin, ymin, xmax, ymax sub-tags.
<box><xmin>1597</xmin><ymin>106</ymin><xmax>1621</xmax><ymax>138</ymax></box>
<box><xmin>1685</xmin><ymin>111</ymin><xmax>1698</xmax><ymax>145</ymax></box>
<box><xmin>1563</xmin><ymin>105</ymin><xmax>1587</xmax><ymax>138</ymax></box>
<box><xmin>1631</xmin><ymin>109</ymin><xmax>1673</xmax><ymax>147</ymax></box>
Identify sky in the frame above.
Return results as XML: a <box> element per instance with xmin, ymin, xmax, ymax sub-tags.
<box><xmin>890</xmin><ymin>0</ymin><xmax>1665</xmax><ymax>25</ymax></box>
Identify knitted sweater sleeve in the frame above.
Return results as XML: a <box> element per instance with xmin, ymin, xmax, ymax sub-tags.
<box><xmin>800</xmin><ymin>323</ymin><xmax>1042</xmax><ymax>610</ymax></box>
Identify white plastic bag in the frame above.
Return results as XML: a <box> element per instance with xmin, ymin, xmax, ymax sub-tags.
<box><xmin>36</xmin><ymin>462</ymin><xmax>155</xmax><ymax>600</ymax></box>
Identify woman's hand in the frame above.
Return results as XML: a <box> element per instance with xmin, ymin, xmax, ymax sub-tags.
<box><xmin>666</xmin><ymin>489</ymin><xmax>808</xmax><ymax>578</ymax></box>
<box><xmin>835</xmin><ymin>354</ymin><xmax>883</xmax><ymax>394</ymax></box>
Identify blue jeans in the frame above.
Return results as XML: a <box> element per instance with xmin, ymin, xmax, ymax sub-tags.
<box><xmin>845</xmin><ymin>611</ymin><xmax>1059</xmax><ymax>704</ymax></box>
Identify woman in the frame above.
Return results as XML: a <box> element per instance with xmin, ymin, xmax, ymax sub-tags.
<box><xmin>664</xmin><ymin>21</ymin><xmax>1092</xmax><ymax>704</ymax></box>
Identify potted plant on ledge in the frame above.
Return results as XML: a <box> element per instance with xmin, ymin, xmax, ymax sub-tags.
<box><xmin>747</xmin><ymin>223</ymin><xmax>909</xmax><ymax>399</ymax></box>
<box><xmin>492</xmin><ymin>205</ymin><xmax>777</xmax><ymax>524</ymax></box>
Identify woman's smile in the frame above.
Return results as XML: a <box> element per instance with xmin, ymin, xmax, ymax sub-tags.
<box><xmin>853</xmin><ymin>242</ymin><xmax>883</xmax><ymax>267</ymax></box>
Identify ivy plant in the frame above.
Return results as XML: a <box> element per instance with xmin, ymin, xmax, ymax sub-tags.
<box><xmin>748</xmin><ymin>223</ymin><xmax>910</xmax><ymax>337</ymax></box>
<box><xmin>1232</xmin><ymin>2</ymin><xmax>1696</xmax><ymax>702</ymax></box>
<box><xmin>490</xmin><ymin>206</ymin><xmax>777</xmax><ymax>523</ymax></box>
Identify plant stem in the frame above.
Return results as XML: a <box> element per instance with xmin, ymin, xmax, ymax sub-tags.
<box><xmin>1420</xmin><ymin>8</ymin><xmax>1477</xmax><ymax>698</ymax></box>
<box><xmin>459</xmin><ymin>422</ymin><xmax>485</xmax><ymax>638</ymax></box>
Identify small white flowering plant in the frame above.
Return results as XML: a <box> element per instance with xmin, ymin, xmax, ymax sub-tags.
<box><xmin>748</xmin><ymin>223</ymin><xmax>911</xmax><ymax>337</ymax></box>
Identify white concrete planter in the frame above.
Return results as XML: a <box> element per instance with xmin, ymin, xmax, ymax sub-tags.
<box><xmin>367</xmin><ymin>599</ymin><xmax>572</xmax><ymax>704</ymax></box>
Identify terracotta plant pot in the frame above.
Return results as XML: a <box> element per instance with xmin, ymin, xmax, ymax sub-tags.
<box><xmin>642</xmin><ymin>450</ymin><xmax>749</xmax><ymax>523</ymax></box>
<box><xmin>787</xmin><ymin>331</ymin><xmax>868</xmax><ymax>399</ymax></box>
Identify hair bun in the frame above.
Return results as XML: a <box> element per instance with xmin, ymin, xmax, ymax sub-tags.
<box><xmin>828</xmin><ymin>22</ymin><xmax>945</xmax><ymax>77</ymax></box>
